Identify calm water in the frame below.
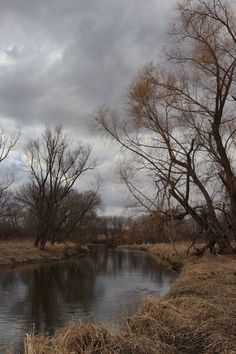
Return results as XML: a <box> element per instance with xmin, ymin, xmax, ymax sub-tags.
<box><xmin>0</xmin><ymin>248</ymin><xmax>177</xmax><ymax>353</ymax></box>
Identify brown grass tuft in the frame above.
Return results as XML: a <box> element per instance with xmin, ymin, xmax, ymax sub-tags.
<box><xmin>24</xmin><ymin>323</ymin><xmax>169</xmax><ymax>354</ymax></box>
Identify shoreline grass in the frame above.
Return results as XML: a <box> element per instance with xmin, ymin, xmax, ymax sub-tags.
<box><xmin>0</xmin><ymin>240</ymin><xmax>89</xmax><ymax>267</ymax></box>
<box><xmin>118</xmin><ymin>242</ymin><xmax>197</xmax><ymax>270</ymax></box>
<box><xmin>23</xmin><ymin>242</ymin><xmax>236</xmax><ymax>353</ymax></box>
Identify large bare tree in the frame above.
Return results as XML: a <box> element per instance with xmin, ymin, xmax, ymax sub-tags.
<box><xmin>95</xmin><ymin>0</ymin><xmax>236</xmax><ymax>254</ymax></box>
<box><xmin>20</xmin><ymin>125</ymin><xmax>97</xmax><ymax>249</ymax></box>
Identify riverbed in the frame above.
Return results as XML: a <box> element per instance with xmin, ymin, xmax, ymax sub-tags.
<box><xmin>0</xmin><ymin>248</ymin><xmax>177</xmax><ymax>353</ymax></box>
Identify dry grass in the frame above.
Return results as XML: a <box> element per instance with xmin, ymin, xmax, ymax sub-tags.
<box><xmin>118</xmin><ymin>242</ymin><xmax>197</xmax><ymax>268</ymax></box>
<box><xmin>147</xmin><ymin>242</ymin><xmax>190</xmax><ymax>262</ymax></box>
<box><xmin>0</xmin><ymin>240</ymin><xmax>88</xmax><ymax>266</ymax></box>
<box><xmin>129</xmin><ymin>255</ymin><xmax>236</xmax><ymax>353</ymax></box>
<box><xmin>24</xmin><ymin>323</ymin><xmax>167</xmax><ymax>354</ymax></box>
<box><xmin>24</xmin><ymin>246</ymin><xmax>236</xmax><ymax>354</ymax></box>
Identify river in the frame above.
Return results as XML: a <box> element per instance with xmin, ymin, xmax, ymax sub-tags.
<box><xmin>0</xmin><ymin>248</ymin><xmax>177</xmax><ymax>353</ymax></box>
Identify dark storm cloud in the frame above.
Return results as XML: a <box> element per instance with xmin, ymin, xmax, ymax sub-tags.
<box><xmin>0</xmin><ymin>0</ymin><xmax>175</xmax><ymax>126</ymax></box>
<box><xmin>0</xmin><ymin>0</ymin><xmax>176</xmax><ymax>213</ymax></box>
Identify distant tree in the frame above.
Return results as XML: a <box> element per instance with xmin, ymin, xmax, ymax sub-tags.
<box><xmin>19</xmin><ymin>125</ymin><xmax>97</xmax><ymax>249</ymax></box>
<box><xmin>0</xmin><ymin>126</ymin><xmax>19</xmax><ymax>199</ymax></box>
<box><xmin>90</xmin><ymin>216</ymin><xmax>129</xmax><ymax>245</ymax></box>
<box><xmin>105</xmin><ymin>216</ymin><xmax>129</xmax><ymax>245</ymax></box>
<box><xmin>0</xmin><ymin>191</ymin><xmax>23</xmax><ymax>239</ymax></box>
<box><xmin>95</xmin><ymin>0</ymin><xmax>236</xmax><ymax>254</ymax></box>
<box><xmin>0</xmin><ymin>126</ymin><xmax>19</xmax><ymax>239</ymax></box>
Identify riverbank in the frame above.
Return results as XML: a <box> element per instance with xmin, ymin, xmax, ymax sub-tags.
<box><xmin>23</xmin><ymin>243</ymin><xmax>236</xmax><ymax>354</ymax></box>
<box><xmin>0</xmin><ymin>240</ymin><xmax>89</xmax><ymax>267</ymax></box>
<box><xmin>118</xmin><ymin>242</ymin><xmax>190</xmax><ymax>271</ymax></box>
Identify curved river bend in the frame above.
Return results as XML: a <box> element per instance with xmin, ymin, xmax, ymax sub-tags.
<box><xmin>0</xmin><ymin>248</ymin><xmax>177</xmax><ymax>353</ymax></box>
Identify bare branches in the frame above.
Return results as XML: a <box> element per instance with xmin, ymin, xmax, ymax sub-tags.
<box><xmin>0</xmin><ymin>126</ymin><xmax>19</xmax><ymax>203</ymax></box>
<box><xmin>22</xmin><ymin>125</ymin><xmax>97</xmax><ymax>249</ymax></box>
<box><xmin>95</xmin><ymin>0</ymin><xmax>236</xmax><ymax>254</ymax></box>
<box><xmin>0</xmin><ymin>127</ymin><xmax>19</xmax><ymax>163</ymax></box>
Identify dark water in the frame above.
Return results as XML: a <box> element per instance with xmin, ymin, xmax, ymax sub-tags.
<box><xmin>0</xmin><ymin>248</ymin><xmax>177</xmax><ymax>353</ymax></box>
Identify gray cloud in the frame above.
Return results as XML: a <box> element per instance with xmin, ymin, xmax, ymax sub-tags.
<box><xmin>0</xmin><ymin>0</ymin><xmax>176</xmax><ymax>213</ymax></box>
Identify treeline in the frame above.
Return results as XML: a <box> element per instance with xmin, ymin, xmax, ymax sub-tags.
<box><xmin>0</xmin><ymin>189</ymin><xmax>101</xmax><ymax>243</ymax></box>
<box><xmin>0</xmin><ymin>193</ymin><xmax>199</xmax><ymax>247</ymax></box>
<box><xmin>0</xmin><ymin>125</ymin><xmax>103</xmax><ymax>248</ymax></box>
<box><xmin>0</xmin><ymin>123</ymin><xmax>197</xmax><ymax>249</ymax></box>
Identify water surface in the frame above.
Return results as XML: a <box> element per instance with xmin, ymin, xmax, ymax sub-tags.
<box><xmin>0</xmin><ymin>248</ymin><xmax>177</xmax><ymax>353</ymax></box>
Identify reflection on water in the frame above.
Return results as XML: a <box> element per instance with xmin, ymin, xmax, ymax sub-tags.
<box><xmin>0</xmin><ymin>248</ymin><xmax>177</xmax><ymax>353</ymax></box>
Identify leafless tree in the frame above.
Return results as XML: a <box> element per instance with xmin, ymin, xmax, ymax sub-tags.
<box><xmin>19</xmin><ymin>125</ymin><xmax>97</xmax><ymax>249</ymax></box>
<box><xmin>0</xmin><ymin>192</ymin><xmax>24</xmax><ymax>239</ymax></box>
<box><xmin>0</xmin><ymin>125</ymin><xmax>20</xmax><ymax>238</ymax></box>
<box><xmin>95</xmin><ymin>0</ymin><xmax>236</xmax><ymax>254</ymax></box>
<box><xmin>105</xmin><ymin>216</ymin><xmax>128</xmax><ymax>246</ymax></box>
<box><xmin>0</xmin><ymin>126</ymin><xmax>19</xmax><ymax>199</ymax></box>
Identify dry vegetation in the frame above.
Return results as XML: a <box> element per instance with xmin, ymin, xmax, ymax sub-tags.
<box><xmin>118</xmin><ymin>242</ymin><xmax>196</xmax><ymax>269</ymax></box>
<box><xmin>0</xmin><ymin>240</ymin><xmax>89</xmax><ymax>266</ymax></box>
<box><xmin>24</xmin><ymin>244</ymin><xmax>236</xmax><ymax>354</ymax></box>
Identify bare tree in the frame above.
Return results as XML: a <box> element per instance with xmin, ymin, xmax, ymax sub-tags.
<box><xmin>0</xmin><ymin>191</ymin><xmax>24</xmax><ymax>239</ymax></box>
<box><xmin>0</xmin><ymin>126</ymin><xmax>19</xmax><ymax>199</ymax></box>
<box><xmin>105</xmin><ymin>216</ymin><xmax>128</xmax><ymax>246</ymax></box>
<box><xmin>95</xmin><ymin>0</ymin><xmax>236</xmax><ymax>254</ymax></box>
<box><xmin>20</xmin><ymin>125</ymin><xmax>97</xmax><ymax>249</ymax></box>
<box><xmin>0</xmin><ymin>126</ymin><xmax>20</xmax><ymax>239</ymax></box>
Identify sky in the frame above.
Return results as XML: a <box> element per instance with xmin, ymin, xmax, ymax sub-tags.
<box><xmin>0</xmin><ymin>0</ymin><xmax>176</xmax><ymax>215</ymax></box>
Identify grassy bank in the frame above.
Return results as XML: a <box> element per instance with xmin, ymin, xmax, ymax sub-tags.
<box><xmin>23</xmin><ymin>243</ymin><xmax>236</xmax><ymax>354</ymax></box>
<box><xmin>118</xmin><ymin>242</ymin><xmax>191</xmax><ymax>270</ymax></box>
<box><xmin>0</xmin><ymin>240</ymin><xmax>89</xmax><ymax>267</ymax></box>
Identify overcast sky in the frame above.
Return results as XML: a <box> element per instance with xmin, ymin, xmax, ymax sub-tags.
<box><xmin>0</xmin><ymin>0</ymin><xmax>176</xmax><ymax>215</ymax></box>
